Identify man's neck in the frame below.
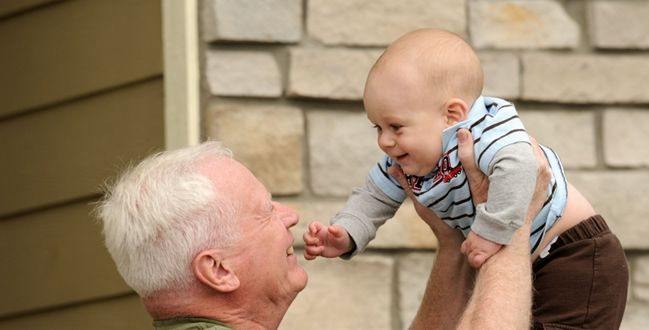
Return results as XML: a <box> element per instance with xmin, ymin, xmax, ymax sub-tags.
<box><xmin>144</xmin><ymin>289</ymin><xmax>290</xmax><ymax>329</ymax></box>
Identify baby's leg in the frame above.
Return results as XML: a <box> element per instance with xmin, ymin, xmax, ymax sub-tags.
<box><xmin>531</xmin><ymin>215</ymin><xmax>628</xmax><ymax>329</ymax></box>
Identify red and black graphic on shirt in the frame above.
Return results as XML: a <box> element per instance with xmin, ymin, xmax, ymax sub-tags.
<box><xmin>432</xmin><ymin>154</ymin><xmax>462</xmax><ymax>184</ymax></box>
<box><xmin>406</xmin><ymin>175</ymin><xmax>425</xmax><ymax>193</ymax></box>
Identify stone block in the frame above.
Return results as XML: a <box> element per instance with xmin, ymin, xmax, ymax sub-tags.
<box><xmin>281</xmin><ymin>254</ymin><xmax>394</xmax><ymax>329</ymax></box>
<box><xmin>603</xmin><ymin>109</ymin><xmax>649</xmax><ymax>167</ymax></box>
<box><xmin>519</xmin><ymin>110</ymin><xmax>597</xmax><ymax>169</ymax></box>
<box><xmin>307</xmin><ymin>109</ymin><xmax>383</xmax><ymax>196</ymax></box>
<box><xmin>202</xmin><ymin>0</ymin><xmax>301</xmax><ymax>43</ymax></box>
<box><xmin>469</xmin><ymin>0</ymin><xmax>579</xmax><ymax>49</ymax></box>
<box><xmin>522</xmin><ymin>53</ymin><xmax>649</xmax><ymax>104</ymax></box>
<box><xmin>205</xmin><ymin>50</ymin><xmax>281</xmax><ymax>97</ymax></box>
<box><xmin>479</xmin><ymin>52</ymin><xmax>520</xmax><ymax>99</ymax></box>
<box><xmin>206</xmin><ymin>103</ymin><xmax>304</xmax><ymax>195</ymax></box>
<box><xmin>633</xmin><ymin>256</ymin><xmax>649</xmax><ymax>303</ymax></box>
<box><xmin>567</xmin><ymin>171</ymin><xmax>649</xmax><ymax>249</ymax></box>
<box><xmin>307</xmin><ymin>0</ymin><xmax>466</xmax><ymax>46</ymax></box>
<box><xmin>620</xmin><ymin>302</ymin><xmax>649</xmax><ymax>330</ymax></box>
<box><xmin>589</xmin><ymin>1</ymin><xmax>649</xmax><ymax>49</ymax></box>
<box><xmin>398</xmin><ymin>252</ymin><xmax>435</xmax><ymax>329</ymax></box>
<box><xmin>288</xmin><ymin>48</ymin><xmax>381</xmax><ymax>100</ymax></box>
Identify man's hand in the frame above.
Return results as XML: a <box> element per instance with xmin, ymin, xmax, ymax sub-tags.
<box><xmin>456</xmin><ymin>128</ymin><xmax>487</xmax><ymax>204</ymax></box>
<box><xmin>303</xmin><ymin>222</ymin><xmax>352</xmax><ymax>260</ymax></box>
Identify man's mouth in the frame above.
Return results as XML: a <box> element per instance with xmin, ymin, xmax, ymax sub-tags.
<box><xmin>287</xmin><ymin>245</ymin><xmax>294</xmax><ymax>256</ymax></box>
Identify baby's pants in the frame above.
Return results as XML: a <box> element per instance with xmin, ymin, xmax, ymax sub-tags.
<box><xmin>531</xmin><ymin>215</ymin><xmax>628</xmax><ymax>330</ymax></box>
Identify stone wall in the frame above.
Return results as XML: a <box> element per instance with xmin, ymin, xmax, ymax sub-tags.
<box><xmin>201</xmin><ymin>1</ymin><xmax>649</xmax><ymax>328</ymax></box>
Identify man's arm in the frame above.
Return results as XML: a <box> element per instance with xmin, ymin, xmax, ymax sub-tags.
<box><xmin>457</xmin><ymin>132</ymin><xmax>550</xmax><ymax>329</ymax></box>
<box><xmin>389</xmin><ymin>164</ymin><xmax>475</xmax><ymax>330</ymax></box>
<box><xmin>406</xmin><ymin>129</ymin><xmax>550</xmax><ymax>329</ymax></box>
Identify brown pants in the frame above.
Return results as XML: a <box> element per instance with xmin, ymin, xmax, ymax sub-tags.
<box><xmin>532</xmin><ymin>215</ymin><xmax>629</xmax><ymax>330</ymax></box>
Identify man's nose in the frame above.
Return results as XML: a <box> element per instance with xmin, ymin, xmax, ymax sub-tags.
<box><xmin>273</xmin><ymin>202</ymin><xmax>299</xmax><ymax>227</ymax></box>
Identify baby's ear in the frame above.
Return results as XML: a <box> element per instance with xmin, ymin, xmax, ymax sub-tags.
<box><xmin>444</xmin><ymin>98</ymin><xmax>469</xmax><ymax>126</ymax></box>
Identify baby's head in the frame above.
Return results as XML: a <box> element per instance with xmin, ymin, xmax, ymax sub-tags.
<box><xmin>363</xmin><ymin>28</ymin><xmax>483</xmax><ymax>176</ymax></box>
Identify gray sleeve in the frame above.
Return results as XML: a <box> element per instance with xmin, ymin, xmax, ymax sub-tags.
<box><xmin>331</xmin><ymin>175</ymin><xmax>402</xmax><ymax>259</ymax></box>
<box><xmin>470</xmin><ymin>142</ymin><xmax>538</xmax><ymax>245</ymax></box>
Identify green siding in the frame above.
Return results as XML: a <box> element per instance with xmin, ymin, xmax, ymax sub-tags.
<box><xmin>0</xmin><ymin>0</ymin><xmax>162</xmax><ymax>117</ymax></box>
<box><xmin>0</xmin><ymin>79</ymin><xmax>164</xmax><ymax>217</ymax></box>
<box><xmin>0</xmin><ymin>202</ymin><xmax>131</xmax><ymax>316</ymax></box>
<box><xmin>0</xmin><ymin>294</ymin><xmax>150</xmax><ymax>330</ymax></box>
<box><xmin>0</xmin><ymin>0</ymin><xmax>164</xmax><ymax>325</ymax></box>
<box><xmin>0</xmin><ymin>0</ymin><xmax>60</xmax><ymax>18</ymax></box>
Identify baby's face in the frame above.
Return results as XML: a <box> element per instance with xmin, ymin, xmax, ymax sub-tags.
<box><xmin>364</xmin><ymin>67</ymin><xmax>449</xmax><ymax>176</ymax></box>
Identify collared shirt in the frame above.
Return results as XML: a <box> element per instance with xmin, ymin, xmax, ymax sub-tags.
<box><xmin>154</xmin><ymin>317</ymin><xmax>233</xmax><ymax>330</ymax></box>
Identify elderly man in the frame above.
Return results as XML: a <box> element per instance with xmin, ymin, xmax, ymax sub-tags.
<box><xmin>97</xmin><ymin>136</ymin><xmax>549</xmax><ymax>329</ymax></box>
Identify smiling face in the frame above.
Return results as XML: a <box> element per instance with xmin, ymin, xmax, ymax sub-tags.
<box><xmin>206</xmin><ymin>158</ymin><xmax>308</xmax><ymax>305</ymax></box>
<box><xmin>364</xmin><ymin>62</ymin><xmax>449</xmax><ymax>176</ymax></box>
<box><xmin>363</xmin><ymin>29</ymin><xmax>482</xmax><ymax>177</ymax></box>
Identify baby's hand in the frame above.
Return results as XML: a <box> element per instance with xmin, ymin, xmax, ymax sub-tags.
<box><xmin>460</xmin><ymin>232</ymin><xmax>503</xmax><ymax>268</ymax></box>
<box><xmin>302</xmin><ymin>222</ymin><xmax>352</xmax><ymax>260</ymax></box>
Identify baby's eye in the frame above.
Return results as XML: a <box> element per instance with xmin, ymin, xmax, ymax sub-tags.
<box><xmin>373</xmin><ymin>124</ymin><xmax>382</xmax><ymax>132</ymax></box>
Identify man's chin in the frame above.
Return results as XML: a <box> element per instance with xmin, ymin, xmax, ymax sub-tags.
<box><xmin>291</xmin><ymin>268</ymin><xmax>308</xmax><ymax>293</ymax></box>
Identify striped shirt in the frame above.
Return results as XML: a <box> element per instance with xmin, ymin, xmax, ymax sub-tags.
<box><xmin>366</xmin><ymin>96</ymin><xmax>568</xmax><ymax>252</ymax></box>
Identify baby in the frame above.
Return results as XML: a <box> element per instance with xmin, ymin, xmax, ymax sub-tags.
<box><xmin>303</xmin><ymin>28</ymin><xmax>584</xmax><ymax>265</ymax></box>
<box><xmin>302</xmin><ymin>28</ymin><xmax>629</xmax><ymax>328</ymax></box>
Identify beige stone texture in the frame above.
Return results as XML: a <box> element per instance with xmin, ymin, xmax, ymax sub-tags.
<box><xmin>205</xmin><ymin>50</ymin><xmax>281</xmax><ymax>97</ymax></box>
<box><xmin>281</xmin><ymin>254</ymin><xmax>394</xmax><ymax>329</ymax></box>
<box><xmin>469</xmin><ymin>0</ymin><xmax>579</xmax><ymax>49</ymax></box>
<box><xmin>398</xmin><ymin>252</ymin><xmax>435</xmax><ymax>329</ymax></box>
<box><xmin>519</xmin><ymin>110</ymin><xmax>597</xmax><ymax>169</ymax></box>
<box><xmin>603</xmin><ymin>109</ymin><xmax>649</xmax><ymax>167</ymax></box>
<box><xmin>633</xmin><ymin>256</ymin><xmax>649</xmax><ymax>303</ymax></box>
<box><xmin>307</xmin><ymin>0</ymin><xmax>466</xmax><ymax>46</ymax></box>
<box><xmin>307</xmin><ymin>109</ymin><xmax>383</xmax><ymax>196</ymax></box>
<box><xmin>479</xmin><ymin>52</ymin><xmax>520</xmax><ymax>99</ymax></box>
<box><xmin>567</xmin><ymin>171</ymin><xmax>649</xmax><ymax>249</ymax></box>
<box><xmin>202</xmin><ymin>0</ymin><xmax>302</xmax><ymax>42</ymax></box>
<box><xmin>522</xmin><ymin>53</ymin><xmax>649</xmax><ymax>104</ymax></box>
<box><xmin>288</xmin><ymin>48</ymin><xmax>381</xmax><ymax>100</ymax></box>
<box><xmin>206</xmin><ymin>103</ymin><xmax>304</xmax><ymax>195</ymax></box>
<box><xmin>589</xmin><ymin>1</ymin><xmax>649</xmax><ymax>49</ymax></box>
<box><xmin>621</xmin><ymin>302</ymin><xmax>649</xmax><ymax>330</ymax></box>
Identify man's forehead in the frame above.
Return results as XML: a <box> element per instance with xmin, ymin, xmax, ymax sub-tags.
<box><xmin>200</xmin><ymin>157</ymin><xmax>261</xmax><ymax>189</ymax></box>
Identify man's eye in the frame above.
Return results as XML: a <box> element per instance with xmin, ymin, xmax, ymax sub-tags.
<box><xmin>390</xmin><ymin>124</ymin><xmax>402</xmax><ymax>130</ymax></box>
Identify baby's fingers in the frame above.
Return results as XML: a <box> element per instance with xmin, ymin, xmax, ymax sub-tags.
<box><xmin>308</xmin><ymin>221</ymin><xmax>324</xmax><ymax>234</ymax></box>
<box><xmin>303</xmin><ymin>245</ymin><xmax>324</xmax><ymax>260</ymax></box>
<box><xmin>467</xmin><ymin>251</ymin><xmax>487</xmax><ymax>269</ymax></box>
<box><xmin>302</xmin><ymin>231</ymin><xmax>320</xmax><ymax>246</ymax></box>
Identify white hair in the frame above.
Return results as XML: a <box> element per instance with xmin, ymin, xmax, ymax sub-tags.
<box><xmin>96</xmin><ymin>141</ymin><xmax>241</xmax><ymax>297</ymax></box>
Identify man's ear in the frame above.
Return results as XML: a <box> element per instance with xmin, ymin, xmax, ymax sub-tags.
<box><xmin>192</xmin><ymin>250</ymin><xmax>240</xmax><ymax>293</ymax></box>
<box><xmin>444</xmin><ymin>98</ymin><xmax>469</xmax><ymax>126</ymax></box>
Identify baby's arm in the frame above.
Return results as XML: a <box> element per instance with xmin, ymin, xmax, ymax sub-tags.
<box><xmin>329</xmin><ymin>175</ymin><xmax>402</xmax><ymax>259</ymax></box>
<box><xmin>302</xmin><ymin>159</ymin><xmax>405</xmax><ymax>260</ymax></box>
<box><xmin>303</xmin><ymin>222</ymin><xmax>354</xmax><ymax>260</ymax></box>
<box><xmin>467</xmin><ymin>142</ymin><xmax>539</xmax><ymax>265</ymax></box>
